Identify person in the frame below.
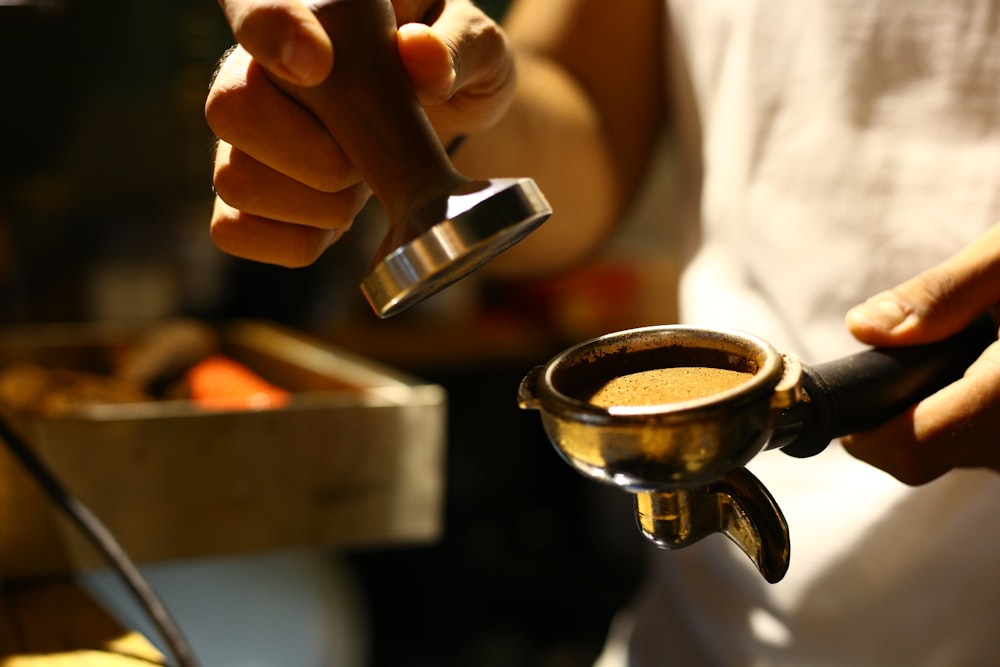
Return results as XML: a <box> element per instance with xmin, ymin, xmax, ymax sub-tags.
<box><xmin>205</xmin><ymin>0</ymin><xmax>1000</xmax><ymax>664</ymax></box>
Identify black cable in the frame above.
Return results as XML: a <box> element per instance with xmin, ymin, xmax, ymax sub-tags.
<box><xmin>0</xmin><ymin>413</ymin><xmax>201</xmax><ymax>667</ymax></box>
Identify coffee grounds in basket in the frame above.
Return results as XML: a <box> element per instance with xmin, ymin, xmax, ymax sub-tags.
<box><xmin>590</xmin><ymin>367</ymin><xmax>753</xmax><ymax>407</ymax></box>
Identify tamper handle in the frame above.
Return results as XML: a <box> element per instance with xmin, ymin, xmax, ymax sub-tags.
<box><xmin>781</xmin><ymin>315</ymin><xmax>996</xmax><ymax>458</ymax></box>
<box><xmin>272</xmin><ymin>0</ymin><xmax>465</xmax><ymax>226</ymax></box>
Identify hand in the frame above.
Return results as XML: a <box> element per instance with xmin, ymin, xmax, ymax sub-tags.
<box><xmin>206</xmin><ymin>0</ymin><xmax>516</xmax><ymax>267</ymax></box>
<box><xmin>841</xmin><ymin>223</ymin><xmax>1000</xmax><ymax>484</ymax></box>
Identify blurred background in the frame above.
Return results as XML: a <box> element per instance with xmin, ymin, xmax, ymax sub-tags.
<box><xmin>0</xmin><ymin>1</ymin><xmax>681</xmax><ymax>665</ymax></box>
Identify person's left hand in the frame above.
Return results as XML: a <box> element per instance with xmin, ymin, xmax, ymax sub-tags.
<box><xmin>841</xmin><ymin>224</ymin><xmax>1000</xmax><ymax>484</ymax></box>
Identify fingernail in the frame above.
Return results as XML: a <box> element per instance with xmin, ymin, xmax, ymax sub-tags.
<box><xmin>281</xmin><ymin>33</ymin><xmax>318</xmax><ymax>83</ymax></box>
<box><xmin>848</xmin><ymin>295</ymin><xmax>915</xmax><ymax>332</ymax></box>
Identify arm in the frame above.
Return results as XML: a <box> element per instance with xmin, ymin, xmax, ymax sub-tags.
<box><xmin>457</xmin><ymin>0</ymin><xmax>667</xmax><ymax>277</ymax></box>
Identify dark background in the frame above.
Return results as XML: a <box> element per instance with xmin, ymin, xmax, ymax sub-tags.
<box><xmin>0</xmin><ymin>2</ymin><xmax>650</xmax><ymax>665</ymax></box>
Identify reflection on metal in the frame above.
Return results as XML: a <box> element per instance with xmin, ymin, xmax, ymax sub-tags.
<box><xmin>519</xmin><ymin>318</ymin><xmax>995</xmax><ymax>583</ymax></box>
<box><xmin>362</xmin><ymin>178</ymin><xmax>550</xmax><ymax>318</ymax></box>
<box><xmin>635</xmin><ymin>469</ymin><xmax>790</xmax><ymax>584</ymax></box>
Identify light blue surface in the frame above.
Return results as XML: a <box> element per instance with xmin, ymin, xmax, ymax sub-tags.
<box><xmin>76</xmin><ymin>548</ymin><xmax>369</xmax><ymax>667</ymax></box>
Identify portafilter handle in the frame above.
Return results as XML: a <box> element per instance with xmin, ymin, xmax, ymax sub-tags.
<box><xmin>270</xmin><ymin>0</ymin><xmax>550</xmax><ymax>317</ymax></box>
<box><xmin>776</xmin><ymin>315</ymin><xmax>998</xmax><ymax>458</ymax></box>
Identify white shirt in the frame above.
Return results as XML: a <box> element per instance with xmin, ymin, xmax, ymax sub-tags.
<box><xmin>610</xmin><ymin>2</ymin><xmax>1000</xmax><ymax>665</ymax></box>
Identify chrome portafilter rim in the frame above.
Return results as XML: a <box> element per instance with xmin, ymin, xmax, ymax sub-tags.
<box><xmin>524</xmin><ymin>324</ymin><xmax>788</xmax><ymax>423</ymax></box>
<box><xmin>518</xmin><ymin>324</ymin><xmax>803</xmax><ymax>490</ymax></box>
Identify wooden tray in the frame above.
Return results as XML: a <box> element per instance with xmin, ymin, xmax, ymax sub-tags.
<box><xmin>0</xmin><ymin>320</ymin><xmax>446</xmax><ymax>579</ymax></box>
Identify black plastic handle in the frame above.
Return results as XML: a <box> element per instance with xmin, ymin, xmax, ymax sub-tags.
<box><xmin>780</xmin><ymin>315</ymin><xmax>997</xmax><ymax>458</ymax></box>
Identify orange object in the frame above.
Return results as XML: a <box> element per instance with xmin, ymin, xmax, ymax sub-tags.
<box><xmin>186</xmin><ymin>354</ymin><xmax>290</xmax><ymax>410</ymax></box>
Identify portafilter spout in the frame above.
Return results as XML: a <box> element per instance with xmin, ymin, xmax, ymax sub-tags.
<box><xmin>272</xmin><ymin>0</ymin><xmax>550</xmax><ymax>318</ymax></box>
<box><xmin>518</xmin><ymin>316</ymin><xmax>997</xmax><ymax>583</ymax></box>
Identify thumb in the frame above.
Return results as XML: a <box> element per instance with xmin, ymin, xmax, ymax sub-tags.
<box><xmin>221</xmin><ymin>0</ymin><xmax>333</xmax><ymax>86</ymax></box>
<box><xmin>846</xmin><ymin>225</ymin><xmax>1000</xmax><ymax>346</ymax></box>
<box><xmin>397</xmin><ymin>1</ymin><xmax>514</xmax><ymax>106</ymax></box>
<box><xmin>397</xmin><ymin>22</ymin><xmax>458</xmax><ymax>105</ymax></box>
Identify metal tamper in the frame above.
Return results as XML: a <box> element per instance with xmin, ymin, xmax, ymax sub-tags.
<box><xmin>273</xmin><ymin>0</ymin><xmax>550</xmax><ymax>318</ymax></box>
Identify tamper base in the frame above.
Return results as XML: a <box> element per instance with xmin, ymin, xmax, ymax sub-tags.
<box><xmin>361</xmin><ymin>177</ymin><xmax>551</xmax><ymax>318</ymax></box>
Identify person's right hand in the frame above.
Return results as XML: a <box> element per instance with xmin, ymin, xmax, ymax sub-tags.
<box><xmin>841</xmin><ymin>223</ymin><xmax>1000</xmax><ymax>484</ymax></box>
<box><xmin>206</xmin><ymin>0</ymin><xmax>517</xmax><ymax>267</ymax></box>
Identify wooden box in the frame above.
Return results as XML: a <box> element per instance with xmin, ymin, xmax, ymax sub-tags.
<box><xmin>0</xmin><ymin>321</ymin><xmax>446</xmax><ymax>579</ymax></box>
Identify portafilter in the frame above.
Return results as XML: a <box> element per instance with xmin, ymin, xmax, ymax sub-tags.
<box><xmin>272</xmin><ymin>0</ymin><xmax>551</xmax><ymax>318</ymax></box>
<box><xmin>518</xmin><ymin>317</ymin><xmax>996</xmax><ymax>583</ymax></box>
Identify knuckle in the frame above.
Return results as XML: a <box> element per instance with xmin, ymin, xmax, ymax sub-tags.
<box><xmin>896</xmin><ymin>269</ymin><xmax>958</xmax><ymax>315</ymax></box>
<box><xmin>205</xmin><ymin>84</ymin><xmax>248</xmax><ymax>141</ymax></box>
<box><xmin>284</xmin><ymin>229</ymin><xmax>337</xmax><ymax>267</ymax></box>
<box><xmin>310</xmin><ymin>160</ymin><xmax>357</xmax><ymax>194</ymax></box>
<box><xmin>211</xmin><ymin>159</ymin><xmax>251</xmax><ymax>210</ymax></box>
<box><xmin>205</xmin><ymin>50</ymin><xmax>254</xmax><ymax>136</ymax></box>
<box><xmin>473</xmin><ymin>14</ymin><xmax>507</xmax><ymax>54</ymax></box>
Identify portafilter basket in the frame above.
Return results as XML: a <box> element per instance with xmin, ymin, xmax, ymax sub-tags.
<box><xmin>518</xmin><ymin>317</ymin><xmax>996</xmax><ymax>583</ymax></box>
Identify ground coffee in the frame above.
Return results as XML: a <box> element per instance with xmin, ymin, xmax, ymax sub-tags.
<box><xmin>590</xmin><ymin>366</ymin><xmax>753</xmax><ymax>407</ymax></box>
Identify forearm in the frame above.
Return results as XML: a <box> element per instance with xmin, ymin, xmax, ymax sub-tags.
<box><xmin>454</xmin><ymin>0</ymin><xmax>666</xmax><ymax>279</ymax></box>
<box><xmin>454</xmin><ymin>50</ymin><xmax>618</xmax><ymax>277</ymax></box>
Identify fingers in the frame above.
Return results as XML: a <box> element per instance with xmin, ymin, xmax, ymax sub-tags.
<box><xmin>396</xmin><ymin>0</ymin><xmax>516</xmax><ymax>133</ymax></box>
<box><xmin>207</xmin><ymin>46</ymin><xmax>357</xmax><ymax>192</ymax></box>
<box><xmin>842</xmin><ymin>338</ymin><xmax>1000</xmax><ymax>484</ymax></box>
<box><xmin>211</xmin><ymin>198</ymin><xmax>348</xmax><ymax>268</ymax></box>
<box><xmin>210</xmin><ymin>146</ymin><xmax>369</xmax><ymax>268</ymax></box>
<box><xmin>208</xmin><ymin>45</ymin><xmax>371</xmax><ymax>268</ymax></box>
<box><xmin>397</xmin><ymin>22</ymin><xmax>458</xmax><ymax>105</ymax></box>
<box><xmin>433</xmin><ymin>0</ymin><xmax>515</xmax><ymax>98</ymax></box>
<box><xmin>846</xmin><ymin>224</ymin><xmax>1000</xmax><ymax>346</ymax></box>
<box><xmin>841</xmin><ymin>223</ymin><xmax>1000</xmax><ymax>483</ymax></box>
<box><xmin>218</xmin><ymin>0</ymin><xmax>333</xmax><ymax>86</ymax></box>
<box><xmin>213</xmin><ymin>142</ymin><xmax>370</xmax><ymax>230</ymax></box>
